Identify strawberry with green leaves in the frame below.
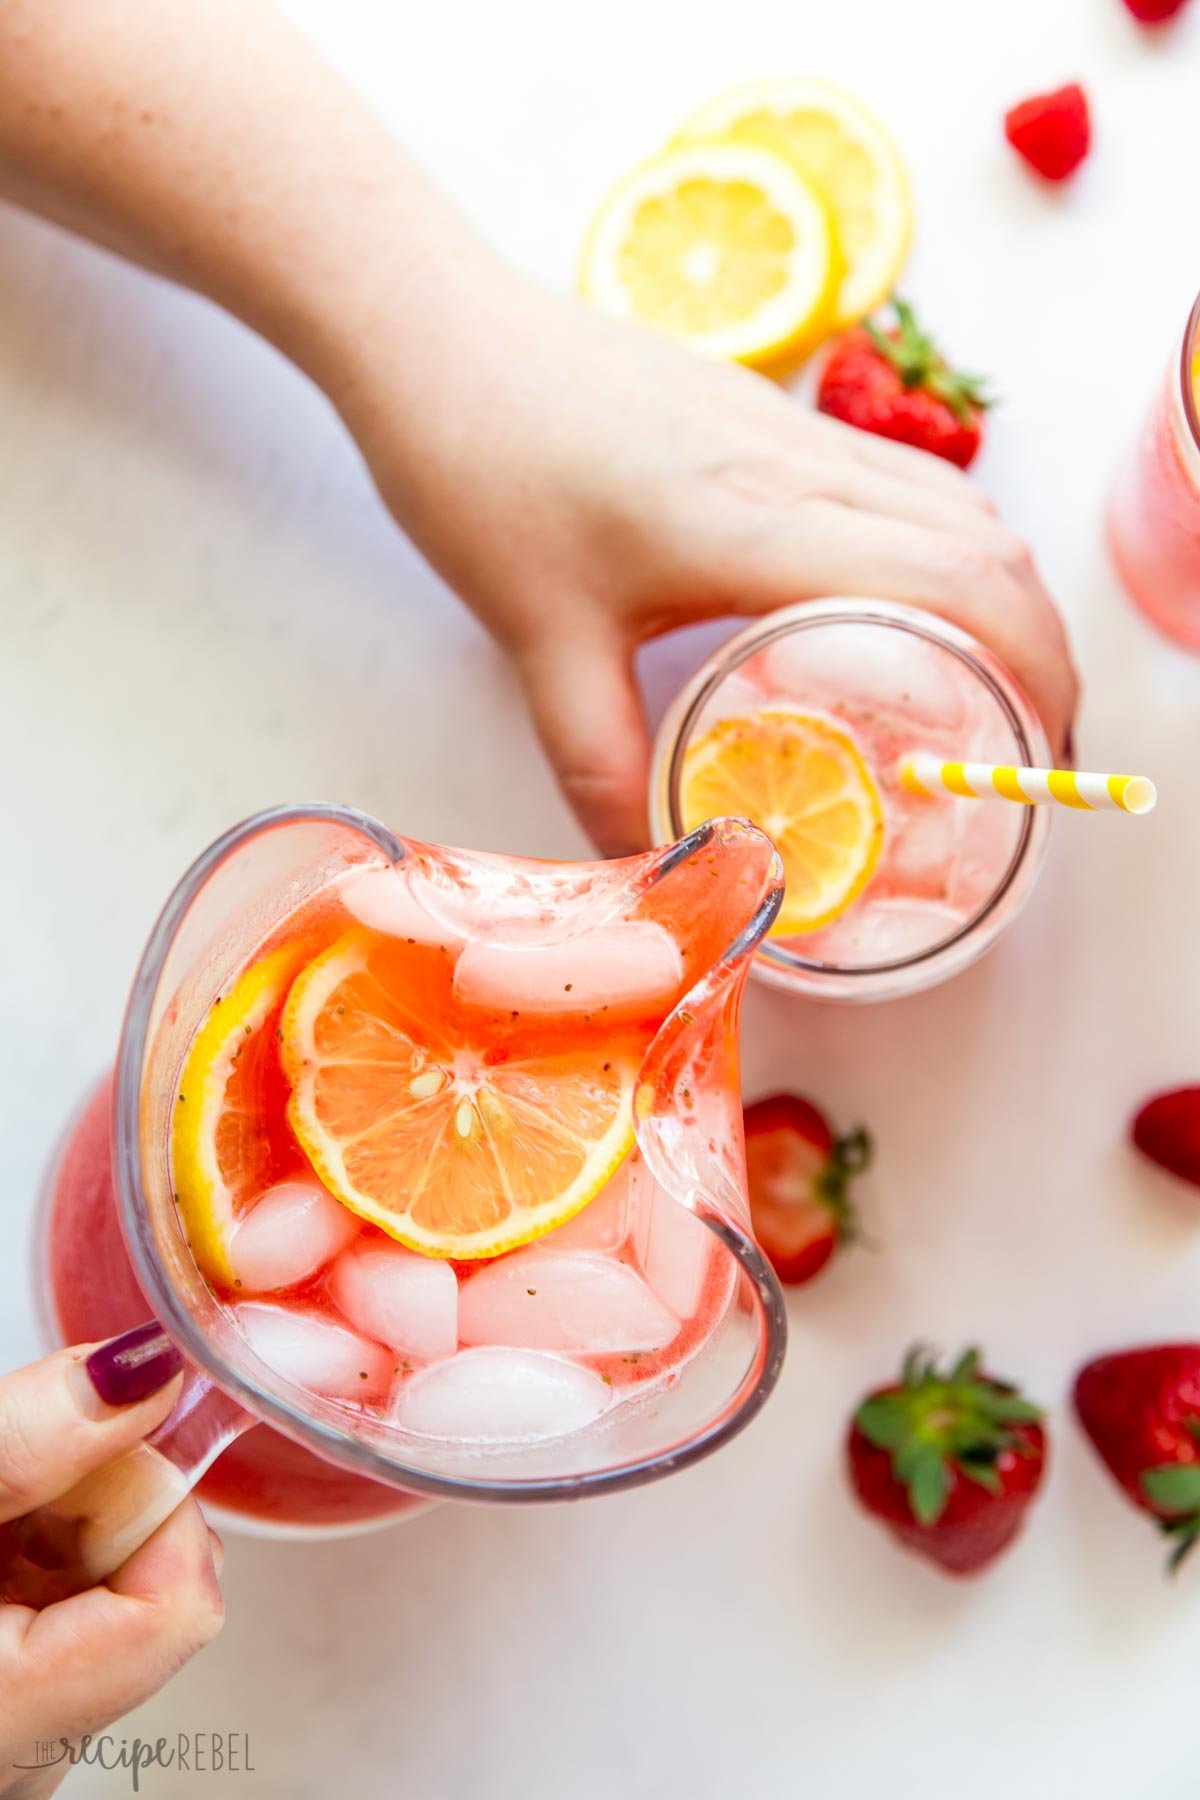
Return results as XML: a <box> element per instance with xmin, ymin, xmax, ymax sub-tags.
<box><xmin>816</xmin><ymin>298</ymin><xmax>991</xmax><ymax>469</ymax></box>
<box><xmin>743</xmin><ymin>1093</ymin><xmax>870</xmax><ymax>1286</ymax></box>
<box><xmin>847</xmin><ymin>1347</ymin><xmax>1047</xmax><ymax>1575</ymax></box>
<box><xmin>1074</xmin><ymin>1345</ymin><xmax>1200</xmax><ymax>1570</ymax></box>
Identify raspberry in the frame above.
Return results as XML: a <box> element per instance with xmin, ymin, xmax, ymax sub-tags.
<box><xmin>1003</xmin><ymin>83</ymin><xmax>1091</xmax><ymax>183</ymax></box>
<box><xmin>1123</xmin><ymin>0</ymin><xmax>1190</xmax><ymax>20</ymax></box>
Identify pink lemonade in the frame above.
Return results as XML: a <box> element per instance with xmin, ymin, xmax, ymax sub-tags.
<box><xmin>1109</xmin><ymin>295</ymin><xmax>1200</xmax><ymax>648</ymax></box>
<box><xmin>45</xmin><ymin>839</ymin><xmax>754</xmax><ymax>1529</ymax></box>
<box><xmin>44</xmin><ymin>1078</ymin><xmax>419</xmax><ymax>1529</ymax></box>
<box><xmin>652</xmin><ymin>602</ymin><xmax>1052</xmax><ymax>1001</ymax></box>
<box><xmin>44</xmin><ymin>1078</ymin><xmax>422</xmax><ymax>1530</ymax></box>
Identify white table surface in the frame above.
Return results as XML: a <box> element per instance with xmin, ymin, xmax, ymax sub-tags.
<box><xmin>4</xmin><ymin>0</ymin><xmax>1200</xmax><ymax>1793</ymax></box>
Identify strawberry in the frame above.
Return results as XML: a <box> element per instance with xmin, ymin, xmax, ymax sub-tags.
<box><xmin>1123</xmin><ymin>0</ymin><xmax>1190</xmax><ymax>20</ymax></box>
<box><xmin>847</xmin><ymin>1347</ymin><xmax>1046</xmax><ymax>1576</ymax></box>
<box><xmin>1003</xmin><ymin>83</ymin><xmax>1091</xmax><ymax>182</ymax></box>
<box><xmin>743</xmin><ymin>1093</ymin><xmax>870</xmax><ymax>1285</ymax></box>
<box><xmin>1074</xmin><ymin>1346</ymin><xmax>1200</xmax><ymax>1569</ymax></box>
<box><xmin>816</xmin><ymin>299</ymin><xmax>990</xmax><ymax>470</ymax></box>
<box><xmin>1131</xmin><ymin>1086</ymin><xmax>1200</xmax><ymax>1189</ymax></box>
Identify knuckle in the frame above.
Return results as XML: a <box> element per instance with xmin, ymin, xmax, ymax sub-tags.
<box><xmin>0</xmin><ymin>1398</ymin><xmax>59</xmax><ymax>1517</ymax></box>
<box><xmin>564</xmin><ymin>752</ymin><xmax>633</xmax><ymax>802</ymax></box>
<box><xmin>192</xmin><ymin>1592</ymin><xmax>227</xmax><ymax>1648</ymax></box>
<box><xmin>938</xmin><ymin>532</ymin><xmax>1040</xmax><ymax>605</ymax></box>
<box><xmin>937</xmin><ymin>539</ymin><xmax>1012</xmax><ymax>601</ymax></box>
<box><xmin>560</xmin><ymin>766</ymin><xmax>621</xmax><ymax>810</ymax></box>
<box><xmin>708</xmin><ymin>451</ymin><xmax>821</xmax><ymax>512</ymax></box>
<box><xmin>995</xmin><ymin>532</ymin><xmax>1037</xmax><ymax>582</ymax></box>
<box><xmin>158</xmin><ymin>1586</ymin><xmax>226</xmax><ymax>1663</ymax></box>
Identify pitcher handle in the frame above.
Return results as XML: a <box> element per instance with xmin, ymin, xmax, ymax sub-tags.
<box><xmin>0</xmin><ymin>1359</ymin><xmax>252</xmax><ymax>1606</ymax></box>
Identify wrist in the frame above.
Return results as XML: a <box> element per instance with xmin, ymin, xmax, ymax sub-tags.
<box><xmin>277</xmin><ymin>161</ymin><xmax>516</xmax><ymax>419</ymax></box>
<box><xmin>307</xmin><ymin>224</ymin><xmax>539</xmax><ymax>544</ymax></box>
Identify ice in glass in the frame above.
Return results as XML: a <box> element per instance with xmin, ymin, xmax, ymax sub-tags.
<box><xmin>652</xmin><ymin>600</ymin><xmax>1053</xmax><ymax>1001</ymax></box>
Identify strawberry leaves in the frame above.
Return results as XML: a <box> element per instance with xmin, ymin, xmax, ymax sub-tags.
<box><xmin>1140</xmin><ymin>1450</ymin><xmax>1200</xmax><ymax>1572</ymax></box>
<box><xmin>854</xmin><ymin>1345</ymin><xmax>1044</xmax><ymax>1528</ymax></box>
<box><xmin>897</xmin><ymin>1441</ymin><xmax>950</xmax><ymax>1526</ymax></box>
<box><xmin>814</xmin><ymin>1126</ymin><xmax>872</xmax><ymax>1244</ymax></box>
<box><xmin>863</xmin><ymin>298</ymin><xmax>992</xmax><ymax>423</ymax></box>
<box><xmin>1140</xmin><ymin>1464</ymin><xmax>1200</xmax><ymax>1510</ymax></box>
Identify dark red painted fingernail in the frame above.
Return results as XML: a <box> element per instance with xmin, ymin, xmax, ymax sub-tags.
<box><xmin>83</xmin><ymin>1323</ymin><xmax>184</xmax><ymax>1409</ymax></box>
<box><xmin>1063</xmin><ymin>726</ymin><xmax>1075</xmax><ymax>766</ymax></box>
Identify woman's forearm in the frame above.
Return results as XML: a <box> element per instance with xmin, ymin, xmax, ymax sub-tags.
<box><xmin>0</xmin><ymin>0</ymin><xmax>1078</xmax><ymax>853</ymax></box>
<box><xmin>0</xmin><ymin>0</ymin><xmax>495</xmax><ymax>402</ymax></box>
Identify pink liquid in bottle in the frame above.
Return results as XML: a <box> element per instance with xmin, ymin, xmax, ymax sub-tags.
<box><xmin>1109</xmin><ymin>300</ymin><xmax>1200</xmax><ymax>650</ymax></box>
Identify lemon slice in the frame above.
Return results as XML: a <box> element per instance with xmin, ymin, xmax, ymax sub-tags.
<box><xmin>678</xmin><ymin>710</ymin><xmax>884</xmax><ymax>935</ymax></box>
<box><xmin>281</xmin><ymin>930</ymin><xmax>637</xmax><ymax>1259</ymax></box>
<box><xmin>171</xmin><ymin>943</ymin><xmax>309</xmax><ymax>1285</ymax></box>
<box><xmin>675</xmin><ymin>78</ymin><xmax>912</xmax><ymax>326</ymax></box>
<box><xmin>578</xmin><ymin>141</ymin><xmax>841</xmax><ymax>367</ymax></box>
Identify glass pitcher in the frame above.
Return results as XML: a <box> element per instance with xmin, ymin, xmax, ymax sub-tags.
<box><xmin>6</xmin><ymin>804</ymin><xmax>787</xmax><ymax>1599</ymax></box>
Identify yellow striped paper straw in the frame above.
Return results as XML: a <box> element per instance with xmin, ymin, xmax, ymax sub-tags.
<box><xmin>899</xmin><ymin>753</ymin><xmax>1157</xmax><ymax>815</ymax></box>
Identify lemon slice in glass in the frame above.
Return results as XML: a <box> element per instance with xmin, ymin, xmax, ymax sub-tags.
<box><xmin>678</xmin><ymin>709</ymin><xmax>885</xmax><ymax>936</ymax></box>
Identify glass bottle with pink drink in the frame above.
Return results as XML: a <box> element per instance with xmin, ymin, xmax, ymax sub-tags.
<box><xmin>1109</xmin><ymin>288</ymin><xmax>1200</xmax><ymax>647</ymax></box>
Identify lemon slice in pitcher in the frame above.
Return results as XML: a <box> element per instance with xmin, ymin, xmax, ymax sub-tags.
<box><xmin>675</xmin><ymin>78</ymin><xmax>912</xmax><ymax>325</ymax></box>
<box><xmin>678</xmin><ymin>710</ymin><xmax>884</xmax><ymax>936</ymax></box>
<box><xmin>579</xmin><ymin>141</ymin><xmax>841</xmax><ymax>366</ymax></box>
<box><xmin>281</xmin><ymin>930</ymin><xmax>637</xmax><ymax>1259</ymax></box>
<box><xmin>171</xmin><ymin>942</ymin><xmax>309</xmax><ymax>1284</ymax></box>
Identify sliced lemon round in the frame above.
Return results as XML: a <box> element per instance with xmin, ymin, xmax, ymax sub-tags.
<box><xmin>678</xmin><ymin>710</ymin><xmax>885</xmax><ymax>936</ymax></box>
<box><xmin>675</xmin><ymin>78</ymin><xmax>912</xmax><ymax>326</ymax></box>
<box><xmin>578</xmin><ymin>141</ymin><xmax>841</xmax><ymax>367</ymax></box>
<box><xmin>281</xmin><ymin>930</ymin><xmax>637</xmax><ymax>1260</ymax></box>
<box><xmin>171</xmin><ymin>942</ymin><xmax>309</xmax><ymax>1285</ymax></box>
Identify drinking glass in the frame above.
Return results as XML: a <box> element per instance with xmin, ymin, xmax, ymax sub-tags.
<box><xmin>650</xmin><ymin>599</ymin><xmax>1053</xmax><ymax>1002</ymax></box>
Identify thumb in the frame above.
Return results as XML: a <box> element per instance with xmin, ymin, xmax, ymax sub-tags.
<box><xmin>0</xmin><ymin>1334</ymin><xmax>184</xmax><ymax>1527</ymax></box>
<box><xmin>516</xmin><ymin>632</ymin><xmax>653</xmax><ymax>858</ymax></box>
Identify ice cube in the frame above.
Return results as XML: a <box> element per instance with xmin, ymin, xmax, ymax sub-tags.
<box><xmin>543</xmin><ymin>1164</ymin><xmax>631</xmax><ymax>1253</ymax></box>
<box><xmin>760</xmin><ymin>623</ymin><xmax>968</xmax><ymax>732</ymax></box>
<box><xmin>338</xmin><ymin>865</ymin><xmax>460</xmax><ymax>948</ymax></box>
<box><xmin>886</xmin><ymin>800</ymin><xmax>961</xmax><ymax>895</ymax></box>
<box><xmin>234</xmin><ymin>1301</ymin><xmax>393</xmax><ymax>1398</ymax></box>
<box><xmin>805</xmin><ymin>896</ymin><xmax>966</xmax><ymax>966</ymax></box>
<box><xmin>403</xmin><ymin>852</ymin><xmax>619</xmax><ymax>950</ymax></box>
<box><xmin>391</xmin><ymin>1346</ymin><xmax>612</xmax><ymax>1442</ymax></box>
<box><xmin>228</xmin><ymin>1178</ymin><xmax>358</xmax><ymax>1294</ymax></box>
<box><xmin>633</xmin><ymin>1172</ymin><xmax>713</xmax><ymax>1320</ymax></box>
<box><xmin>329</xmin><ymin>1240</ymin><xmax>458</xmax><ymax>1361</ymax></box>
<box><xmin>458</xmin><ymin>1247</ymin><xmax>677</xmax><ymax>1353</ymax></box>
<box><xmin>948</xmin><ymin>799</ymin><xmax>1022</xmax><ymax>913</ymax></box>
<box><xmin>452</xmin><ymin>918</ymin><xmax>683</xmax><ymax>1015</ymax></box>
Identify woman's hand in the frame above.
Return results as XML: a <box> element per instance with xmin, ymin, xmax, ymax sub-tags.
<box><xmin>0</xmin><ymin>1337</ymin><xmax>224</xmax><ymax>1799</ymax></box>
<box><xmin>0</xmin><ymin>0</ymin><xmax>1079</xmax><ymax>859</ymax></box>
<box><xmin>338</xmin><ymin>274</ymin><xmax>1080</xmax><ymax>856</ymax></box>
